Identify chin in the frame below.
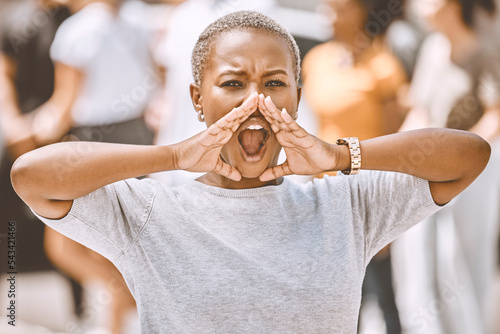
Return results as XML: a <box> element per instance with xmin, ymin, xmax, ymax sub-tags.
<box><xmin>239</xmin><ymin>167</ymin><xmax>266</xmax><ymax>180</ymax></box>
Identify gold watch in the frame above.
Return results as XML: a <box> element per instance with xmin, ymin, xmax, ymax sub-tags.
<box><xmin>335</xmin><ymin>137</ymin><xmax>361</xmax><ymax>175</ymax></box>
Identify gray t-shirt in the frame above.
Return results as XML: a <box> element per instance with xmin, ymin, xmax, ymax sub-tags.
<box><xmin>35</xmin><ymin>170</ymin><xmax>441</xmax><ymax>333</ymax></box>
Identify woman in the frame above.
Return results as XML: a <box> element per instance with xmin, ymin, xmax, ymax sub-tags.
<box><xmin>302</xmin><ymin>0</ymin><xmax>408</xmax><ymax>146</ymax></box>
<box><xmin>11</xmin><ymin>11</ymin><xmax>490</xmax><ymax>333</ymax></box>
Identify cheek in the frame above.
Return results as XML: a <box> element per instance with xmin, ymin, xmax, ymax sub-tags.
<box><xmin>203</xmin><ymin>90</ymin><xmax>246</xmax><ymax>126</ymax></box>
<box><xmin>267</xmin><ymin>89</ymin><xmax>298</xmax><ymax>115</ymax></box>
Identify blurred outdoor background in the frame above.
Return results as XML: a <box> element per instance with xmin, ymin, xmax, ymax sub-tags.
<box><xmin>1</xmin><ymin>0</ymin><xmax>500</xmax><ymax>333</ymax></box>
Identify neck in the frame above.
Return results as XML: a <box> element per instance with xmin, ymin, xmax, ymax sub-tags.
<box><xmin>197</xmin><ymin>172</ymin><xmax>282</xmax><ymax>189</ymax></box>
<box><xmin>336</xmin><ymin>33</ymin><xmax>373</xmax><ymax>61</ymax></box>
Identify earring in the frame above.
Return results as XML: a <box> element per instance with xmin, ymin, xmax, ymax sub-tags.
<box><xmin>197</xmin><ymin>110</ymin><xmax>205</xmax><ymax>122</ymax></box>
<box><xmin>293</xmin><ymin>113</ymin><xmax>298</xmax><ymax>121</ymax></box>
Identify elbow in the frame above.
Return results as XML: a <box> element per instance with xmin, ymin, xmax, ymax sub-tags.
<box><xmin>463</xmin><ymin>132</ymin><xmax>491</xmax><ymax>182</ymax></box>
<box><xmin>10</xmin><ymin>152</ymin><xmax>36</xmax><ymax>201</ymax></box>
<box><xmin>475</xmin><ymin>134</ymin><xmax>491</xmax><ymax>172</ymax></box>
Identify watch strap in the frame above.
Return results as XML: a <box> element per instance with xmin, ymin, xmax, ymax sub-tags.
<box><xmin>335</xmin><ymin>137</ymin><xmax>361</xmax><ymax>175</ymax></box>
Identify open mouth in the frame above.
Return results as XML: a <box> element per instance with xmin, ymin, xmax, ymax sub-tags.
<box><xmin>237</xmin><ymin>123</ymin><xmax>270</xmax><ymax>157</ymax></box>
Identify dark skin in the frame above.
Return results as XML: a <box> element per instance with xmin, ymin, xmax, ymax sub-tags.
<box><xmin>11</xmin><ymin>28</ymin><xmax>491</xmax><ymax>220</ymax></box>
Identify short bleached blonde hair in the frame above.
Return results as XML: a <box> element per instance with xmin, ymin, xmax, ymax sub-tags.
<box><xmin>191</xmin><ymin>11</ymin><xmax>301</xmax><ymax>85</ymax></box>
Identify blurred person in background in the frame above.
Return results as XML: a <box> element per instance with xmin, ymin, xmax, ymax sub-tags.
<box><xmin>384</xmin><ymin>0</ymin><xmax>427</xmax><ymax>81</ymax></box>
<box><xmin>20</xmin><ymin>0</ymin><xmax>158</xmax><ymax>332</ymax></box>
<box><xmin>391</xmin><ymin>0</ymin><xmax>500</xmax><ymax>333</ymax></box>
<box><xmin>302</xmin><ymin>0</ymin><xmax>408</xmax><ymax>333</ymax></box>
<box><xmin>0</xmin><ymin>0</ymin><xmax>72</xmax><ymax>328</ymax></box>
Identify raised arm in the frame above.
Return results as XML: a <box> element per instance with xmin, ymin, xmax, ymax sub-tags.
<box><xmin>11</xmin><ymin>93</ymin><xmax>259</xmax><ymax>219</ymax></box>
<box><xmin>359</xmin><ymin>129</ymin><xmax>490</xmax><ymax>205</ymax></box>
<box><xmin>258</xmin><ymin>94</ymin><xmax>491</xmax><ymax>206</ymax></box>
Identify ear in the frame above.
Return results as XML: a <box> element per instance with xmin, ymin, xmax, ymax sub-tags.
<box><xmin>190</xmin><ymin>83</ymin><xmax>203</xmax><ymax>114</ymax></box>
<box><xmin>296</xmin><ymin>86</ymin><xmax>302</xmax><ymax>106</ymax></box>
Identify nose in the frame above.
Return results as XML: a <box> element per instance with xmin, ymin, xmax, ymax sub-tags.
<box><xmin>241</xmin><ymin>83</ymin><xmax>261</xmax><ymax>111</ymax></box>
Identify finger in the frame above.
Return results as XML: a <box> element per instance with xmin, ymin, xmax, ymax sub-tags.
<box><xmin>258</xmin><ymin>94</ymin><xmax>283</xmax><ymax>133</ymax></box>
<box><xmin>259</xmin><ymin>95</ymin><xmax>282</xmax><ymax>124</ymax></box>
<box><xmin>215</xmin><ymin>92</ymin><xmax>259</xmax><ymax>132</ymax></box>
<box><xmin>213</xmin><ymin>159</ymin><xmax>242</xmax><ymax>181</ymax></box>
<box><xmin>259</xmin><ymin>161</ymin><xmax>293</xmax><ymax>181</ymax></box>
<box><xmin>260</xmin><ymin>95</ymin><xmax>305</xmax><ymax>140</ymax></box>
<box><xmin>280</xmin><ymin>108</ymin><xmax>306</xmax><ymax>135</ymax></box>
<box><xmin>207</xmin><ymin>94</ymin><xmax>258</xmax><ymax>138</ymax></box>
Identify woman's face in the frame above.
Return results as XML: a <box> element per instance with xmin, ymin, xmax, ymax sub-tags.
<box><xmin>191</xmin><ymin>29</ymin><xmax>301</xmax><ymax>179</ymax></box>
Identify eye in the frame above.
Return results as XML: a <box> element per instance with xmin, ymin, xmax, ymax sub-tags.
<box><xmin>220</xmin><ymin>80</ymin><xmax>243</xmax><ymax>88</ymax></box>
<box><xmin>266</xmin><ymin>79</ymin><xmax>287</xmax><ymax>87</ymax></box>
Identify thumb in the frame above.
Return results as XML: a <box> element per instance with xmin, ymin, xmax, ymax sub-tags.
<box><xmin>213</xmin><ymin>158</ymin><xmax>242</xmax><ymax>181</ymax></box>
<box><xmin>259</xmin><ymin>161</ymin><xmax>292</xmax><ymax>181</ymax></box>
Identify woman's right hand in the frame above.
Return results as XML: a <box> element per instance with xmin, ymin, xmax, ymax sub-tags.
<box><xmin>172</xmin><ymin>92</ymin><xmax>259</xmax><ymax>181</ymax></box>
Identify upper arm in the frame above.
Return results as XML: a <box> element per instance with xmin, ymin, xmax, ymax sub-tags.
<box><xmin>0</xmin><ymin>53</ymin><xmax>18</xmax><ymax>110</ymax></box>
<box><xmin>428</xmin><ymin>180</ymin><xmax>464</xmax><ymax>206</ymax></box>
<box><xmin>31</xmin><ymin>198</ymin><xmax>74</xmax><ymax>220</ymax></box>
<box><xmin>428</xmin><ymin>134</ymin><xmax>492</xmax><ymax>206</ymax></box>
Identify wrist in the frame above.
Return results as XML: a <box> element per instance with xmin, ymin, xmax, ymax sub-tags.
<box><xmin>332</xmin><ymin>143</ymin><xmax>351</xmax><ymax>172</ymax></box>
<box><xmin>161</xmin><ymin>144</ymin><xmax>181</xmax><ymax>171</ymax></box>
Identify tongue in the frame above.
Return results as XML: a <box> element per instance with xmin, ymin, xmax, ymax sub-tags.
<box><xmin>239</xmin><ymin>129</ymin><xmax>266</xmax><ymax>155</ymax></box>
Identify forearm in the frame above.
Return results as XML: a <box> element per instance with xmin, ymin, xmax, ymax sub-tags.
<box><xmin>0</xmin><ymin>97</ymin><xmax>37</xmax><ymax>159</ymax></box>
<box><xmin>12</xmin><ymin>141</ymin><xmax>177</xmax><ymax>203</ymax></box>
<box><xmin>335</xmin><ymin>128</ymin><xmax>491</xmax><ymax>205</ymax></box>
<box><xmin>359</xmin><ymin>128</ymin><xmax>489</xmax><ymax>180</ymax></box>
<box><xmin>0</xmin><ymin>59</ymin><xmax>37</xmax><ymax>157</ymax></box>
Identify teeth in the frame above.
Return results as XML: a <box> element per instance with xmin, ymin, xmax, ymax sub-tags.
<box><xmin>247</xmin><ymin>125</ymin><xmax>263</xmax><ymax>130</ymax></box>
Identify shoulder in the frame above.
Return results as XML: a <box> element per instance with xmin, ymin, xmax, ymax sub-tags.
<box><xmin>303</xmin><ymin>42</ymin><xmax>339</xmax><ymax>64</ymax></box>
<box><xmin>302</xmin><ymin>42</ymin><xmax>340</xmax><ymax>73</ymax></box>
<box><xmin>54</xmin><ymin>4</ymin><xmax>112</xmax><ymax>41</ymax></box>
<box><xmin>416</xmin><ymin>33</ymin><xmax>451</xmax><ymax>66</ymax></box>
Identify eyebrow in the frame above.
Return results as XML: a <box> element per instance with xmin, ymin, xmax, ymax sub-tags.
<box><xmin>218</xmin><ymin>70</ymin><xmax>247</xmax><ymax>78</ymax></box>
<box><xmin>263</xmin><ymin>69</ymin><xmax>288</xmax><ymax>77</ymax></box>
<box><xmin>217</xmin><ymin>69</ymin><xmax>289</xmax><ymax>78</ymax></box>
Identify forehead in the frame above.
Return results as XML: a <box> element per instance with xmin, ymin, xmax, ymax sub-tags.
<box><xmin>206</xmin><ymin>29</ymin><xmax>294</xmax><ymax>76</ymax></box>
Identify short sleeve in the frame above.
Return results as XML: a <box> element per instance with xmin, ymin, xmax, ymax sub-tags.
<box><xmin>32</xmin><ymin>178</ymin><xmax>160</xmax><ymax>262</ymax></box>
<box><xmin>345</xmin><ymin>171</ymin><xmax>441</xmax><ymax>262</ymax></box>
<box><xmin>50</xmin><ymin>8</ymin><xmax>106</xmax><ymax>69</ymax></box>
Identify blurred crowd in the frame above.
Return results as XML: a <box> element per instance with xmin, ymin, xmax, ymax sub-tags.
<box><xmin>0</xmin><ymin>0</ymin><xmax>499</xmax><ymax>333</ymax></box>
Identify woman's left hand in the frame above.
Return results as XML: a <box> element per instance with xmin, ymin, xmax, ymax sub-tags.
<box><xmin>258</xmin><ymin>94</ymin><xmax>346</xmax><ymax>181</ymax></box>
